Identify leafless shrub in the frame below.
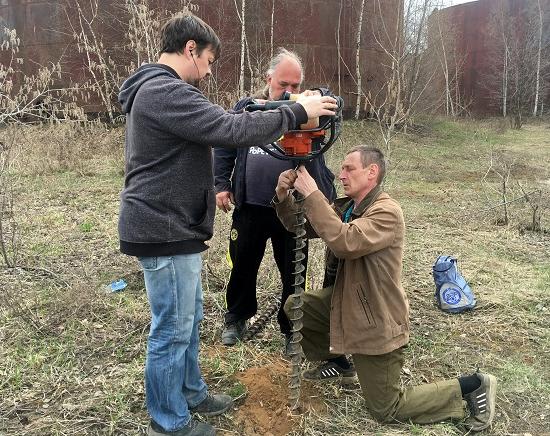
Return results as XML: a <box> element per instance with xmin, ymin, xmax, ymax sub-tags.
<box><xmin>481</xmin><ymin>149</ymin><xmax>548</xmax><ymax>231</ymax></box>
<box><xmin>518</xmin><ymin>183</ymin><xmax>548</xmax><ymax>233</ymax></box>
<box><xmin>66</xmin><ymin>0</ymin><xmax>126</xmax><ymax>124</ymax></box>
<box><xmin>482</xmin><ymin>149</ymin><xmax>516</xmax><ymax>225</ymax></box>
<box><xmin>64</xmin><ymin>0</ymin><xmax>199</xmax><ymax>124</ymax></box>
<box><xmin>0</xmin><ymin>128</ymin><xmax>20</xmax><ymax>268</ymax></box>
<box><xmin>0</xmin><ymin>27</ymin><xmax>86</xmax><ymax>125</ymax></box>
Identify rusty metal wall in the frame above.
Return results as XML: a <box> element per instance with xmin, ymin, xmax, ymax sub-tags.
<box><xmin>0</xmin><ymin>0</ymin><xmax>402</xmax><ymax>114</ymax></box>
<box><xmin>432</xmin><ymin>0</ymin><xmax>550</xmax><ymax>115</ymax></box>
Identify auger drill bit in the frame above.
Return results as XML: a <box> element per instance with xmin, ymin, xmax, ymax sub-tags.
<box><xmin>287</xmin><ymin>192</ymin><xmax>307</xmax><ymax>411</ymax></box>
<box><xmin>243</xmin><ymin>296</ymin><xmax>281</xmax><ymax>341</ymax></box>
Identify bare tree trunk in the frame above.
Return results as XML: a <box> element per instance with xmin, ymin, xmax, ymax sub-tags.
<box><xmin>501</xmin><ymin>173</ymin><xmax>509</xmax><ymax>225</ymax></box>
<box><xmin>533</xmin><ymin>0</ymin><xmax>543</xmax><ymax>117</ymax></box>
<box><xmin>336</xmin><ymin>0</ymin><xmax>343</xmax><ymax>96</ymax></box>
<box><xmin>496</xmin><ymin>2</ymin><xmax>510</xmax><ymax>117</ymax></box>
<box><xmin>405</xmin><ymin>0</ymin><xmax>430</xmax><ymax>111</ymax></box>
<box><xmin>502</xmin><ymin>45</ymin><xmax>508</xmax><ymax>117</ymax></box>
<box><xmin>437</xmin><ymin>11</ymin><xmax>454</xmax><ymax>117</ymax></box>
<box><xmin>0</xmin><ymin>132</ymin><xmax>18</xmax><ymax>268</ymax></box>
<box><xmin>355</xmin><ymin>0</ymin><xmax>366</xmax><ymax>120</ymax></box>
<box><xmin>270</xmin><ymin>0</ymin><xmax>275</xmax><ymax>60</ymax></box>
<box><xmin>513</xmin><ymin>66</ymin><xmax>522</xmax><ymax>129</ymax></box>
<box><xmin>234</xmin><ymin>0</ymin><xmax>246</xmax><ymax>96</ymax></box>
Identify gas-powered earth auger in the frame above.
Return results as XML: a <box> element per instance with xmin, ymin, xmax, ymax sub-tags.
<box><xmin>244</xmin><ymin>91</ymin><xmax>344</xmax><ymax>410</ymax></box>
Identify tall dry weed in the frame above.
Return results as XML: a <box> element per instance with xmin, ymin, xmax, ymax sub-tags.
<box><xmin>8</xmin><ymin>124</ymin><xmax>124</xmax><ymax>175</ymax></box>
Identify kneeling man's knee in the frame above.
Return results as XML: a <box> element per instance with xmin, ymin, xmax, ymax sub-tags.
<box><xmin>369</xmin><ymin>408</ymin><xmax>395</xmax><ymax>423</ymax></box>
<box><xmin>283</xmin><ymin>295</ymin><xmax>294</xmax><ymax>317</ymax></box>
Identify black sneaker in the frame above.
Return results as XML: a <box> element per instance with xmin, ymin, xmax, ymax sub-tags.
<box><xmin>190</xmin><ymin>393</ymin><xmax>233</xmax><ymax>417</ymax></box>
<box><xmin>147</xmin><ymin>419</ymin><xmax>215</xmax><ymax>436</ymax></box>
<box><xmin>221</xmin><ymin>320</ymin><xmax>246</xmax><ymax>346</ymax></box>
<box><xmin>464</xmin><ymin>373</ymin><xmax>497</xmax><ymax>432</ymax></box>
<box><xmin>302</xmin><ymin>361</ymin><xmax>357</xmax><ymax>384</ymax></box>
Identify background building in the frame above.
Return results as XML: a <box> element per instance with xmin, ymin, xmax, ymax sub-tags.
<box><xmin>0</xmin><ymin>0</ymin><xmax>402</xmax><ymax>115</ymax></box>
<box><xmin>429</xmin><ymin>0</ymin><xmax>550</xmax><ymax>116</ymax></box>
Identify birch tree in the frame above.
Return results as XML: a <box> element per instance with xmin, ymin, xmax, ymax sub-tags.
<box><xmin>533</xmin><ymin>0</ymin><xmax>543</xmax><ymax>116</ymax></box>
<box><xmin>235</xmin><ymin>0</ymin><xmax>246</xmax><ymax>96</ymax></box>
<box><xmin>354</xmin><ymin>0</ymin><xmax>366</xmax><ymax>120</ymax></box>
<box><xmin>270</xmin><ymin>0</ymin><xmax>275</xmax><ymax>60</ymax></box>
<box><xmin>435</xmin><ymin>7</ymin><xmax>454</xmax><ymax>116</ymax></box>
<box><xmin>486</xmin><ymin>0</ymin><xmax>549</xmax><ymax>125</ymax></box>
<box><xmin>336</xmin><ymin>0</ymin><xmax>344</xmax><ymax>96</ymax></box>
<box><xmin>404</xmin><ymin>0</ymin><xmax>431</xmax><ymax>112</ymax></box>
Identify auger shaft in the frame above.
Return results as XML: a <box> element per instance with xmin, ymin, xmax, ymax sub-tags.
<box><xmin>243</xmin><ymin>296</ymin><xmax>281</xmax><ymax>341</ymax></box>
<box><xmin>287</xmin><ymin>192</ymin><xmax>306</xmax><ymax>410</ymax></box>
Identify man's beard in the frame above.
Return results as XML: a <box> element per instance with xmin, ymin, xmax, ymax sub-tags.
<box><xmin>269</xmin><ymin>87</ymin><xmax>284</xmax><ymax>101</ymax></box>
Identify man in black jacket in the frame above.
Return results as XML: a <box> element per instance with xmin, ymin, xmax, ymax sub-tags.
<box><xmin>118</xmin><ymin>13</ymin><xmax>337</xmax><ymax>436</ymax></box>
<box><xmin>214</xmin><ymin>48</ymin><xmax>336</xmax><ymax>351</ymax></box>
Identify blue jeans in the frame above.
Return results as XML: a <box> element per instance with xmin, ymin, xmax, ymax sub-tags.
<box><xmin>139</xmin><ymin>254</ymin><xmax>208</xmax><ymax>431</ymax></box>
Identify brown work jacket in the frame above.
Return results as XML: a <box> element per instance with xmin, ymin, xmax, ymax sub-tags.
<box><xmin>274</xmin><ymin>189</ymin><xmax>410</xmax><ymax>355</ymax></box>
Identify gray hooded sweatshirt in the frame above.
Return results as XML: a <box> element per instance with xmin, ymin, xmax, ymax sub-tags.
<box><xmin>117</xmin><ymin>64</ymin><xmax>306</xmax><ymax>256</ymax></box>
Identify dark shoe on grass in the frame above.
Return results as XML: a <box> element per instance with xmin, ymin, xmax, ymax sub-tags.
<box><xmin>302</xmin><ymin>361</ymin><xmax>357</xmax><ymax>384</ymax></box>
<box><xmin>190</xmin><ymin>393</ymin><xmax>233</xmax><ymax>417</ymax></box>
<box><xmin>147</xmin><ymin>419</ymin><xmax>215</xmax><ymax>436</ymax></box>
<box><xmin>221</xmin><ymin>320</ymin><xmax>246</xmax><ymax>346</ymax></box>
<box><xmin>464</xmin><ymin>373</ymin><xmax>497</xmax><ymax>432</ymax></box>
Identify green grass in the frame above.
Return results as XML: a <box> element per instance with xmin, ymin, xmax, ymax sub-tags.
<box><xmin>1</xmin><ymin>119</ymin><xmax>549</xmax><ymax>435</ymax></box>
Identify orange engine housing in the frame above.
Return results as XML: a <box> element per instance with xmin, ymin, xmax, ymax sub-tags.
<box><xmin>280</xmin><ymin>130</ymin><xmax>325</xmax><ymax>156</ymax></box>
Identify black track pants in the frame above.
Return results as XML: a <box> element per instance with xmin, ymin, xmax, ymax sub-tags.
<box><xmin>224</xmin><ymin>203</ymin><xmax>308</xmax><ymax>335</ymax></box>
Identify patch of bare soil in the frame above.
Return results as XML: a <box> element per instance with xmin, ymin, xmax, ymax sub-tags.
<box><xmin>233</xmin><ymin>360</ymin><xmax>325</xmax><ymax>436</ymax></box>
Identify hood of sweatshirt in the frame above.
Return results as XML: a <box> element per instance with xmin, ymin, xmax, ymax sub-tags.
<box><xmin>118</xmin><ymin>64</ymin><xmax>180</xmax><ymax>114</ymax></box>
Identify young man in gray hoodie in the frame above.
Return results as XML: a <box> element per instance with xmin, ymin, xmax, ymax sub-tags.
<box><xmin>117</xmin><ymin>12</ymin><xmax>337</xmax><ymax>436</ymax></box>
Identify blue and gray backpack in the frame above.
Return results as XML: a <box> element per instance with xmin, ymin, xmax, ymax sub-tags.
<box><xmin>432</xmin><ymin>255</ymin><xmax>476</xmax><ymax>313</ymax></box>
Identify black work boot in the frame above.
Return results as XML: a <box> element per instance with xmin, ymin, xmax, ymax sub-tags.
<box><xmin>464</xmin><ymin>373</ymin><xmax>497</xmax><ymax>432</ymax></box>
<box><xmin>190</xmin><ymin>393</ymin><xmax>233</xmax><ymax>416</ymax></box>
<box><xmin>221</xmin><ymin>319</ymin><xmax>246</xmax><ymax>346</ymax></box>
<box><xmin>147</xmin><ymin>419</ymin><xmax>215</xmax><ymax>436</ymax></box>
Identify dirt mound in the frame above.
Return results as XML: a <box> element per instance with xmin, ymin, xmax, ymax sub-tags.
<box><xmin>233</xmin><ymin>360</ymin><xmax>324</xmax><ymax>436</ymax></box>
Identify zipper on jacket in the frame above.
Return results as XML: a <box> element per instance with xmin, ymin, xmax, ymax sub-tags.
<box><xmin>356</xmin><ymin>286</ymin><xmax>376</xmax><ymax>326</ymax></box>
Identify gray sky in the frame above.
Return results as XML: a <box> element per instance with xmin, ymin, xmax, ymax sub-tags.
<box><xmin>444</xmin><ymin>0</ymin><xmax>479</xmax><ymax>5</ymax></box>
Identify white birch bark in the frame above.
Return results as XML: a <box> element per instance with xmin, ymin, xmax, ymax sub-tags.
<box><xmin>437</xmin><ymin>10</ymin><xmax>454</xmax><ymax>117</ymax></box>
<box><xmin>503</xmin><ymin>45</ymin><xmax>508</xmax><ymax>117</ymax></box>
<box><xmin>234</xmin><ymin>0</ymin><xmax>246</xmax><ymax>96</ymax></box>
<box><xmin>533</xmin><ymin>0</ymin><xmax>543</xmax><ymax>116</ymax></box>
<box><xmin>355</xmin><ymin>0</ymin><xmax>366</xmax><ymax>120</ymax></box>
<box><xmin>337</xmin><ymin>0</ymin><xmax>343</xmax><ymax>96</ymax></box>
<box><xmin>270</xmin><ymin>0</ymin><xmax>274</xmax><ymax>60</ymax></box>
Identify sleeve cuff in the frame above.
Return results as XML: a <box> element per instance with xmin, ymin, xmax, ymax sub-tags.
<box><xmin>289</xmin><ymin>103</ymin><xmax>308</xmax><ymax>128</ymax></box>
<box><xmin>215</xmin><ymin>184</ymin><xmax>232</xmax><ymax>193</ymax></box>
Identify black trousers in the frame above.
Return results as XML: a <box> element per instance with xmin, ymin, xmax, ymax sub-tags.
<box><xmin>224</xmin><ymin>203</ymin><xmax>308</xmax><ymax>335</ymax></box>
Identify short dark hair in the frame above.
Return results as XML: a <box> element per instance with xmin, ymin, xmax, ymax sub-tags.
<box><xmin>347</xmin><ymin>145</ymin><xmax>386</xmax><ymax>184</ymax></box>
<box><xmin>159</xmin><ymin>12</ymin><xmax>221</xmax><ymax>59</ymax></box>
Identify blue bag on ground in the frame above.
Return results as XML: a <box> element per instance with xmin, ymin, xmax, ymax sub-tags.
<box><xmin>432</xmin><ymin>255</ymin><xmax>476</xmax><ymax>313</ymax></box>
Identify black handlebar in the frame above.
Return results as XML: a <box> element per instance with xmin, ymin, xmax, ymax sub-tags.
<box><xmin>244</xmin><ymin>94</ymin><xmax>344</xmax><ymax>163</ymax></box>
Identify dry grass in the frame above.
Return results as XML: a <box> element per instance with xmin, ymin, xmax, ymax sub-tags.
<box><xmin>0</xmin><ymin>118</ymin><xmax>549</xmax><ymax>435</ymax></box>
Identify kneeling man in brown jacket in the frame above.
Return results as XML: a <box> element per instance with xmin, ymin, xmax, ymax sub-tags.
<box><xmin>273</xmin><ymin>146</ymin><xmax>497</xmax><ymax>432</ymax></box>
